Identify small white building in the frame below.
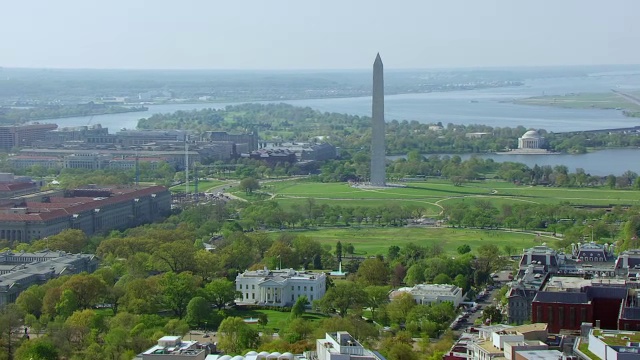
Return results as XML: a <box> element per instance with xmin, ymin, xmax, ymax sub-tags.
<box><xmin>138</xmin><ymin>336</ymin><xmax>207</xmax><ymax>360</ymax></box>
<box><xmin>235</xmin><ymin>268</ymin><xmax>326</xmax><ymax>307</ymax></box>
<box><xmin>315</xmin><ymin>332</ymin><xmax>386</xmax><ymax>360</ymax></box>
<box><xmin>390</xmin><ymin>284</ymin><xmax>464</xmax><ymax>307</ymax></box>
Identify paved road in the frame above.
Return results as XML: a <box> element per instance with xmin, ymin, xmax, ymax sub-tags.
<box><xmin>453</xmin><ymin>287</ymin><xmax>501</xmax><ymax>335</ymax></box>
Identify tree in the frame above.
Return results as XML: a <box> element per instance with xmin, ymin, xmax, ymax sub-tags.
<box><xmin>316</xmin><ymin>282</ymin><xmax>366</xmax><ymax>317</ymax></box>
<box><xmin>257</xmin><ymin>313</ymin><xmax>268</xmax><ymax>329</ymax></box>
<box><xmin>335</xmin><ymin>241</ymin><xmax>343</xmax><ymax>263</ymax></box>
<box><xmin>356</xmin><ymin>258</ymin><xmax>390</xmax><ymax>286</ymax></box>
<box><xmin>432</xmin><ymin>273</ymin><xmax>452</xmax><ymax>284</ymax></box>
<box><xmin>15</xmin><ymin>285</ymin><xmax>45</xmax><ymax>318</ymax></box>
<box><xmin>218</xmin><ymin>317</ymin><xmax>258</xmax><ymax>354</ymax></box>
<box><xmin>0</xmin><ymin>304</ymin><xmax>23</xmax><ymax>360</ymax></box>
<box><xmin>203</xmin><ymin>279</ymin><xmax>240</xmax><ymax>310</ymax></box>
<box><xmin>30</xmin><ymin>229</ymin><xmax>87</xmax><ymax>254</ymax></box>
<box><xmin>457</xmin><ymin>244</ymin><xmax>471</xmax><ymax>254</ymax></box>
<box><xmin>14</xmin><ymin>338</ymin><xmax>58</xmax><ymax>360</ymax></box>
<box><xmin>286</xmin><ymin>318</ymin><xmax>313</xmax><ymax>342</ymax></box>
<box><xmin>290</xmin><ymin>295</ymin><xmax>308</xmax><ymax>319</ymax></box>
<box><xmin>387</xmin><ymin>292</ymin><xmax>416</xmax><ymax>324</ymax></box>
<box><xmin>481</xmin><ymin>305</ymin><xmax>502</xmax><ymax>324</ymax></box>
<box><xmin>345</xmin><ymin>243</ymin><xmax>355</xmax><ymax>257</ymax></box>
<box><xmin>364</xmin><ymin>285</ymin><xmax>390</xmax><ymax>321</ymax></box>
<box><xmin>160</xmin><ymin>272</ymin><xmax>200</xmax><ymax>319</ymax></box>
<box><xmin>239</xmin><ymin>177</ymin><xmax>260</xmax><ymax>195</ymax></box>
<box><xmin>55</xmin><ymin>289</ymin><xmax>78</xmax><ymax>318</ymax></box>
<box><xmin>186</xmin><ymin>297</ymin><xmax>210</xmax><ymax>327</ymax></box>
<box><xmin>61</xmin><ymin>273</ymin><xmax>107</xmax><ymax>309</ymax></box>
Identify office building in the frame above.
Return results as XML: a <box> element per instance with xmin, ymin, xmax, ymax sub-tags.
<box><xmin>0</xmin><ymin>124</ymin><xmax>58</xmax><ymax>150</ymax></box>
<box><xmin>390</xmin><ymin>283</ymin><xmax>464</xmax><ymax>307</ymax></box>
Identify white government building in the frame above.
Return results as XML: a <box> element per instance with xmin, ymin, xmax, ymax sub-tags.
<box><xmin>518</xmin><ymin>130</ymin><xmax>545</xmax><ymax>150</ymax></box>
<box><xmin>235</xmin><ymin>268</ymin><xmax>326</xmax><ymax>307</ymax></box>
<box><xmin>390</xmin><ymin>284</ymin><xmax>464</xmax><ymax>307</ymax></box>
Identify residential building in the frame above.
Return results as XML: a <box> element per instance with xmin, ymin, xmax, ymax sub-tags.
<box><xmin>314</xmin><ymin>332</ymin><xmax>386</xmax><ymax>360</ymax></box>
<box><xmin>137</xmin><ymin>336</ymin><xmax>210</xmax><ymax>360</ymax></box>
<box><xmin>0</xmin><ymin>250</ymin><xmax>98</xmax><ymax>304</ymax></box>
<box><xmin>585</xmin><ymin>329</ymin><xmax>640</xmax><ymax>360</ymax></box>
<box><xmin>514</xmin><ymin>350</ymin><xmax>564</xmax><ymax>360</ymax></box>
<box><xmin>0</xmin><ymin>185</ymin><xmax>170</xmax><ymax>242</ymax></box>
<box><xmin>572</xmin><ymin>242</ymin><xmax>613</xmax><ymax>263</ymax></box>
<box><xmin>235</xmin><ymin>268</ymin><xmax>326</xmax><ymax>307</ymax></box>
<box><xmin>205</xmin><ymin>352</ymin><xmax>301</xmax><ymax>360</ymax></box>
<box><xmin>390</xmin><ymin>284</ymin><xmax>464</xmax><ymax>307</ymax></box>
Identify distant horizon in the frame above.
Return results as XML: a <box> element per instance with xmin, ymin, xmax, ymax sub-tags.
<box><xmin>3</xmin><ymin>63</ymin><xmax>640</xmax><ymax>73</ymax></box>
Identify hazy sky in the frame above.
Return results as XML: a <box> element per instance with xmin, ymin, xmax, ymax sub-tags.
<box><xmin>2</xmin><ymin>0</ymin><xmax>639</xmax><ymax>70</ymax></box>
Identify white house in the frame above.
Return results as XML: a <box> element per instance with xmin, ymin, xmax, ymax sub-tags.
<box><xmin>235</xmin><ymin>268</ymin><xmax>326</xmax><ymax>307</ymax></box>
<box><xmin>390</xmin><ymin>284</ymin><xmax>464</xmax><ymax>307</ymax></box>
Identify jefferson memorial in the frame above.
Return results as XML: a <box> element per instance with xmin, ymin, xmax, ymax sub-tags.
<box><xmin>518</xmin><ymin>129</ymin><xmax>545</xmax><ymax>149</ymax></box>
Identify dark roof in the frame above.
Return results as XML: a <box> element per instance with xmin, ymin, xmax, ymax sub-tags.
<box><xmin>622</xmin><ymin>307</ymin><xmax>640</xmax><ymax>320</ymax></box>
<box><xmin>587</xmin><ymin>286</ymin><xmax>627</xmax><ymax>300</ymax></box>
<box><xmin>533</xmin><ymin>291</ymin><xmax>590</xmax><ymax>304</ymax></box>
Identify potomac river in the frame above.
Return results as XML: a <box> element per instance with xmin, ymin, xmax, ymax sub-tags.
<box><xmin>33</xmin><ymin>72</ymin><xmax>640</xmax><ymax>176</ymax></box>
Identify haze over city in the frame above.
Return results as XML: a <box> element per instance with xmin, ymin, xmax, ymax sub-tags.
<box><xmin>2</xmin><ymin>0</ymin><xmax>640</xmax><ymax>70</ymax></box>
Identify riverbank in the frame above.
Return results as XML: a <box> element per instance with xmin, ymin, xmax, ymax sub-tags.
<box><xmin>15</xmin><ymin>106</ymin><xmax>148</xmax><ymax>124</ymax></box>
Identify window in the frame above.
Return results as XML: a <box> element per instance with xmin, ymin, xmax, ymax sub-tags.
<box><xmin>246</xmin><ymin>284</ymin><xmax>249</xmax><ymax>289</ymax></box>
<box><xmin>311</xmin><ymin>286</ymin><xmax>314</xmax><ymax>291</ymax></box>
<box><xmin>298</xmin><ymin>286</ymin><xmax>300</xmax><ymax>291</ymax></box>
<box><xmin>252</xmin><ymin>293</ymin><xmax>255</xmax><ymax>300</ymax></box>
<box><xmin>311</xmin><ymin>295</ymin><xmax>314</xmax><ymax>301</ymax></box>
<box><xmin>291</xmin><ymin>286</ymin><xmax>294</xmax><ymax>290</ymax></box>
<box><xmin>292</xmin><ymin>294</ymin><xmax>294</xmax><ymax>301</ymax></box>
<box><xmin>246</xmin><ymin>293</ymin><xmax>249</xmax><ymax>299</ymax></box>
<box><xmin>252</xmin><ymin>285</ymin><xmax>255</xmax><ymax>290</ymax></box>
<box><xmin>304</xmin><ymin>286</ymin><xmax>307</xmax><ymax>291</ymax></box>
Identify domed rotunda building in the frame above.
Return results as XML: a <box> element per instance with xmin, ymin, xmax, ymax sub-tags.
<box><xmin>518</xmin><ymin>129</ymin><xmax>545</xmax><ymax>149</ymax></box>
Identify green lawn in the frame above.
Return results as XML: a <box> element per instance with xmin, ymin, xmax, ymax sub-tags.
<box><xmin>276</xmin><ymin>227</ymin><xmax>547</xmax><ymax>256</ymax></box>
<box><xmin>224</xmin><ymin>309</ymin><xmax>327</xmax><ymax>333</ymax></box>
<box><xmin>259</xmin><ymin>179</ymin><xmax>640</xmax><ymax>208</ymax></box>
<box><xmin>170</xmin><ymin>180</ymin><xmax>227</xmax><ymax>193</ymax></box>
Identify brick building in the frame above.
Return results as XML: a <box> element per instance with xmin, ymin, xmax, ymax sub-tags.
<box><xmin>0</xmin><ymin>185</ymin><xmax>170</xmax><ymax>242</ymax></box>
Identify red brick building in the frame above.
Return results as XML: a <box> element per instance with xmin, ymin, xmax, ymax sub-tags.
<box><xmin>531</xmin><ymin>286</ymin><xmax>627</xmax><ymax>333</ymax></box>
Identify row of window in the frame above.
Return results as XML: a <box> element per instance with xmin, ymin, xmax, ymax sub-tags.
<box><xmin>240</xmin><ymin>284</ymin><xmax>315</xmax><ymax>292</ymax></box>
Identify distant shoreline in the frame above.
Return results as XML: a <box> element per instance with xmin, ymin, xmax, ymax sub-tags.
<box><xmin>495</xmin><ymin>149</ymin><xmax>561</xmax><ymax>155</ymax></box>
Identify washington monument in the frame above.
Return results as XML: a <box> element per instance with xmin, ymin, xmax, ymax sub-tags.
<box><xmin>370</xmin><ymin>53</ymin><xmax>386</xmax><ymax>187</ymax></box>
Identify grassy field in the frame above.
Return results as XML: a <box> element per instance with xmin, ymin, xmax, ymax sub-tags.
<box><xmin>276</xmin><ymin>227</ymin><xmax>549</xmax><ymax>256</ymax></box>
<box><xmin>514</xmin><ymin>92</ymin><xmax>640</xmax><ymax>112</ymax></box>
<box><xmin>170</xmin><ymin>179</ymin><xmax>227</xmax><ymax>193</ymax></box>
<box><xmin>225</xmin><ymin>309</ymin><xmax>327</xmax><ymax>333</ymax></box>
<box><xmin>253</xmin><ymin>179</ymin><xmax>640</xmax><ymax>212</ymax></box>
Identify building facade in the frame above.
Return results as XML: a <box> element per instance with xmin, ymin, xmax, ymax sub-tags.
<box><xmin>235</xmin><ymin>268</ymin><xmax>326</xmax><ymax>307</ymax></box>
<box><xmin>0</xmin><ymin>124</ymin><xmax>58</xmax><ymax>150</ymax></box>
<box><xmin>0</xmin><ymin>250</ymin><xmax>98</xmax><ymax>304</ymax></box>
<box><xmin>0</xmin><ymin>185</ymin><xmax>171</xmax><ymax>242</ymax></box>
<box><xmin>315</xmin><ymin>332</ymin><xmax>386</xmax><ymax>360</ymax></box>
<box><xmin>390</xmin><ymin>284</ymin><xmax>464</xmax><ymax>307</ymax></box>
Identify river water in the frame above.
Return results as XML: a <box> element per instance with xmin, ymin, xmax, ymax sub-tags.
<box><xmin>32</xmin><ymin>72</ymin><xmax>640</xmax><ymax>175</ymax></box>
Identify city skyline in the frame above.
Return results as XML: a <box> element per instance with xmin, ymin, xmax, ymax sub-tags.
<box><xmin>1</xmin><ymin>0</ymin><xmax>639</xmax><ymax>70</ymax></box>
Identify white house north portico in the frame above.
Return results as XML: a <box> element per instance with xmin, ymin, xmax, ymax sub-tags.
<box><xmin>235</xmin><ymin>268</ymin><xmax>326</xmax><ymax>307</ymax></box>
